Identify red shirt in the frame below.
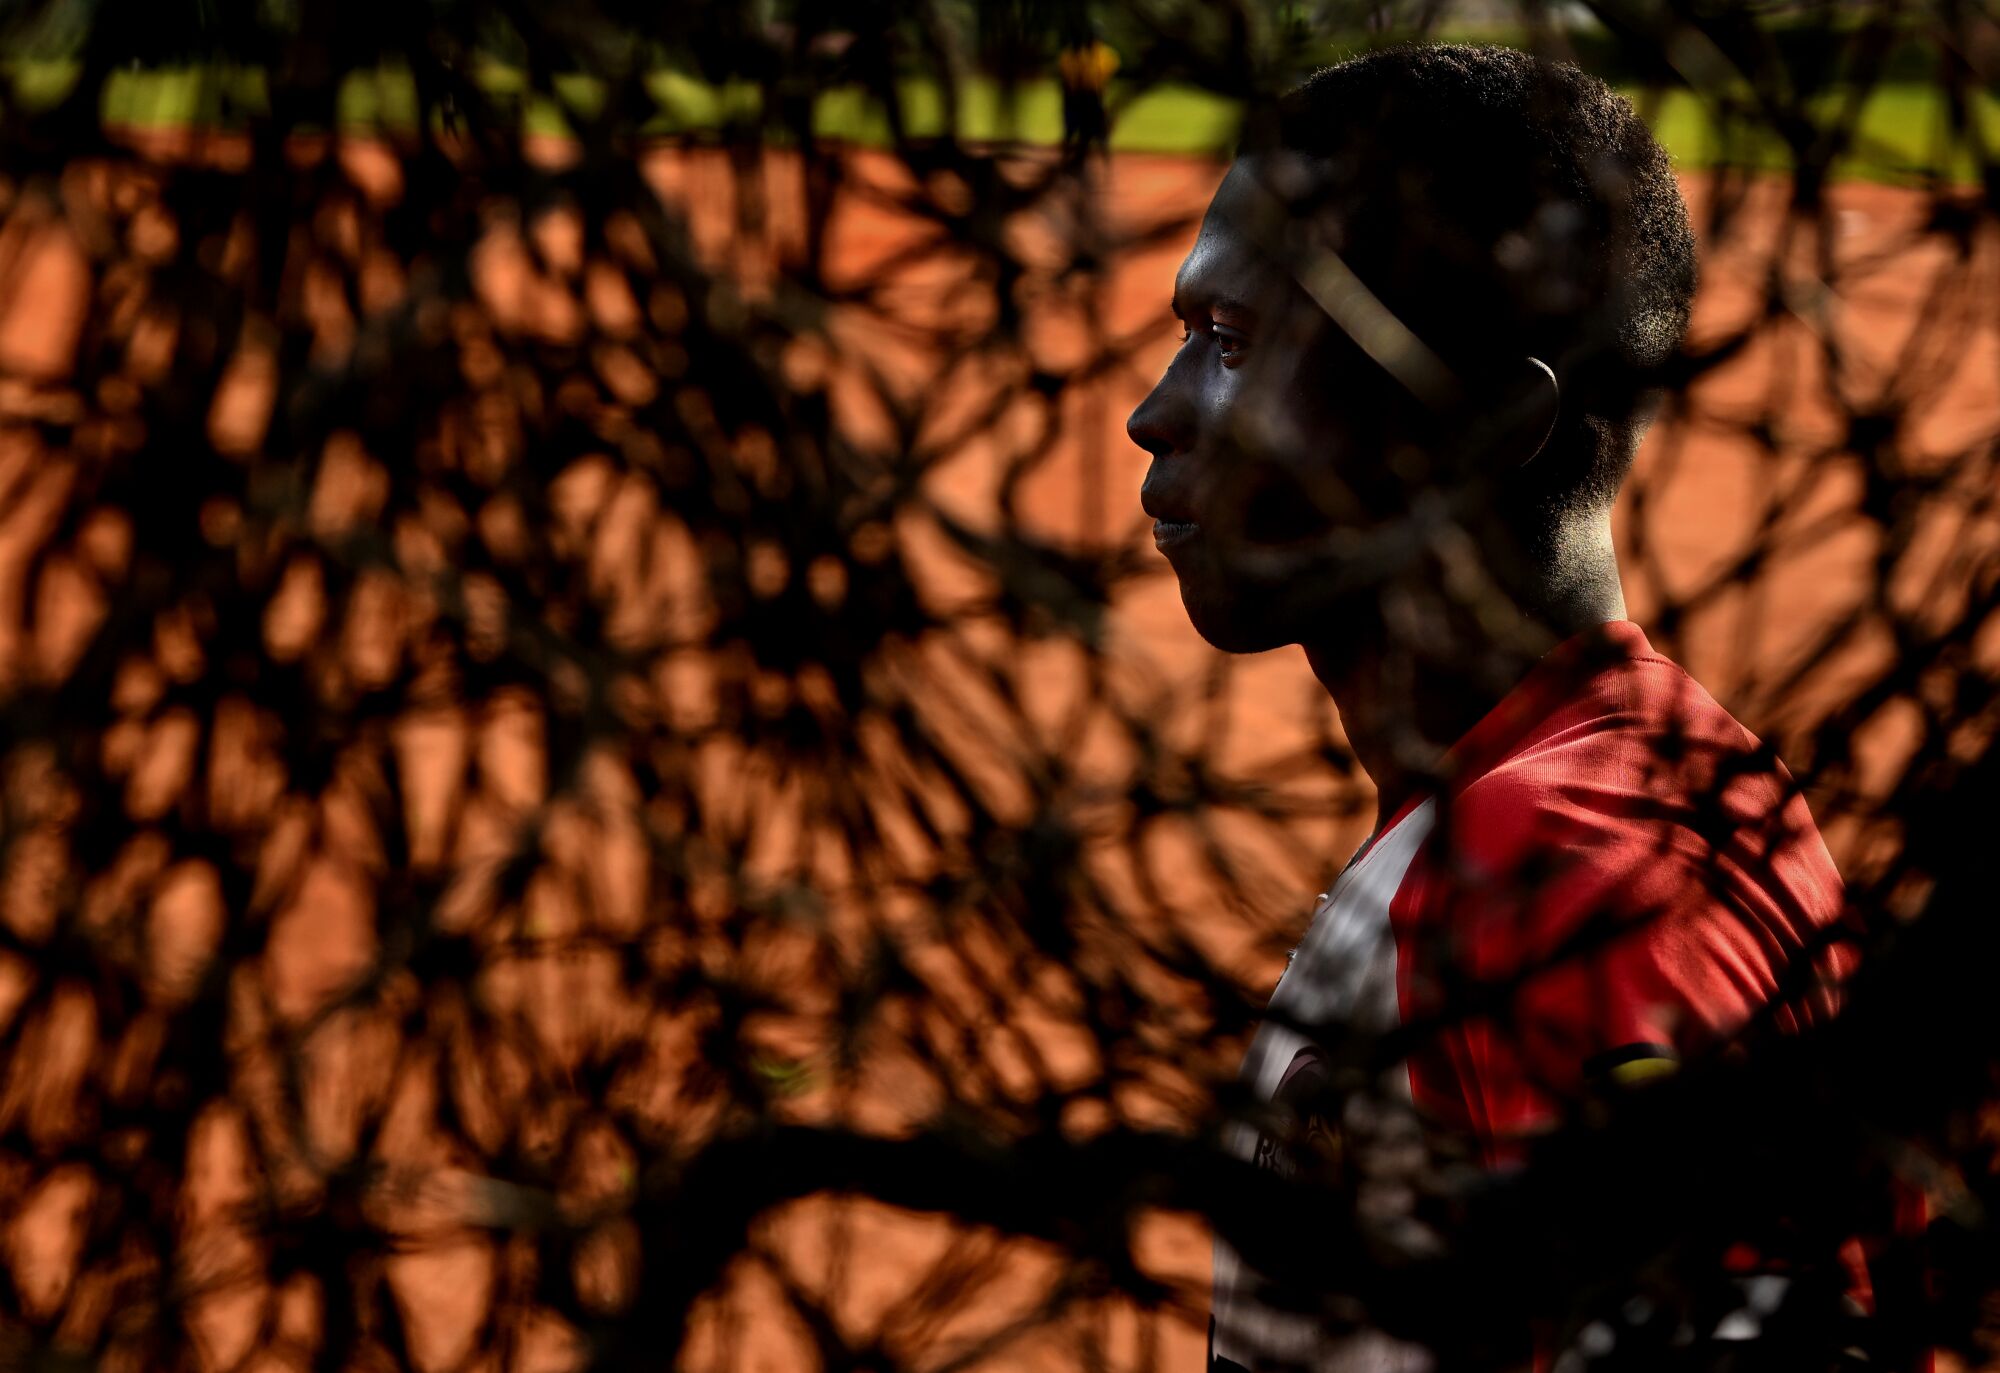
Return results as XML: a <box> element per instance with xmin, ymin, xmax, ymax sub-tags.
<box><xmin>1392</xmin><ymin>618</ymin><xmax>1850</xmax><ymax>1144</ymax></box>
<box><xmin>1210</xmin><ymin>620</ymin><xmax>1854</xmax><ymax>1373</ymax></box>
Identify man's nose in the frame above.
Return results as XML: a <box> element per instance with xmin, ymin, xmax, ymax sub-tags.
<box><xmin>1126</xmin><ymin>369</ymin><xmax>1193</xmax><ymax>460</ymax></box>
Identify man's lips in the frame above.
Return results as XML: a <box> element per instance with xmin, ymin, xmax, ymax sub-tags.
<box><xmin>1151</xmin><ymin>518</ymin><xmax>1200</xmax><ymax>550</ymax></box>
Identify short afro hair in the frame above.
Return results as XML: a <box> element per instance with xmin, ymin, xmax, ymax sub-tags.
<box><xmin>1245</xmin><ymin>44</ymin><xmax>1697</xmax><ymax>513</ymax></box>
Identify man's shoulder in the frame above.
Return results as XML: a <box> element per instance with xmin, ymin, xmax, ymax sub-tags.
<box><xmin>1469</xmin><ymin>642</ymin><xmax>1775</xmax><ymax>799</ymax></box>
<box><xmin>1397</xmin><ymin>642</ymin><xmax>1851</xmax><ymax>1097</ymax></box>
<box><xmin>1441</xmin><ymin>644</ymin><xmax>1832</xmax><ymax>894</ymax></box>
<box><xmin>1513</xmin><ymin>640</ymin><xmax>1761</xmax><ymax>766</ymax></box>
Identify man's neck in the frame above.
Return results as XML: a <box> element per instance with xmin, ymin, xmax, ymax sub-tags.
<box><xmin>1301</xmin><ymin>508</ymin><xmax>1627</xmax><ymax>831</ymax></box>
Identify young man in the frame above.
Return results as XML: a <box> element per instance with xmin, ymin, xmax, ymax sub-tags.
<box><xmin>1126</xmin><ymin>45</ymin><xmax>1852</xmax><ymax>1372</ymax></box>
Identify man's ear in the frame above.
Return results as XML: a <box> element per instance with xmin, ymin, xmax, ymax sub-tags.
<box><xmin>1501</xmin><ymin>356</ymin><xmax>1560</xmax><ymax>470</ymax></box>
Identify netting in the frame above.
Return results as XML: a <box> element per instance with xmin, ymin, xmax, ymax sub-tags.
<box><xmin>0</xmin><ymin>1</ymin><xmax>1996</xmax><ymax>1370</ymax></box>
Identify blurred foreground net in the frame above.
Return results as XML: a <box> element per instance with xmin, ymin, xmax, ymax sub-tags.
<box><xmin>0</xmin><ymin>2</ymin><xmax>1998</xmax><ymax>1370</ymax></box>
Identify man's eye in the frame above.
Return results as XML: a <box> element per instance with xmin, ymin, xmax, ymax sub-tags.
<box><xmin>1176</xmin><ymin>320</ymin><xmax>1248</xmax><ymax>359</ymax></box>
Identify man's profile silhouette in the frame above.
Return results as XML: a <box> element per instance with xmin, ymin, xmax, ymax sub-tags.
<box><xmin>1127</xmin><ymin>44</ymin><xmax>1853</xmax><ymax>1373</ymax></box>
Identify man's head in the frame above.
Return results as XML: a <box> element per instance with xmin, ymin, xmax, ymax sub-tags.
<box><xmin>1130</xmin><ymin>44</ymin><xmax>1696</xmax><ymax>654</ymax></box>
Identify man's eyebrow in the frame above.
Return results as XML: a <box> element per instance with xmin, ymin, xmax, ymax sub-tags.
<box><xmin>1170</xmin><ymin>291</ymin><xmax>1258</xmax><ymax>321</ymax></box>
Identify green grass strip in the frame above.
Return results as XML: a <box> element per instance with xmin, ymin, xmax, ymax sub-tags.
<box><xmin>5</xmin><ymin>62</ymin><xmax>1995</xmax><ymax>186</ymax></box>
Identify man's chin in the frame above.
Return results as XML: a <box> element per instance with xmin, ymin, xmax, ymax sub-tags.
<box><xmin>1177</xmin><ymin>584</ymin><xmax>1296</xmax><ymax>655</ymax></box>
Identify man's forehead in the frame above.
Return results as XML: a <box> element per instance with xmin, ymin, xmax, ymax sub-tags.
<box><xmin>1175</xmin><ymin>161</ymin><xmax>1295</xmax><ymax>302</ymax></box>
<box><xmin>1175</xmin><ymin>154</ymin><xmax>1338</xmax><ymax>300</ymax></box>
